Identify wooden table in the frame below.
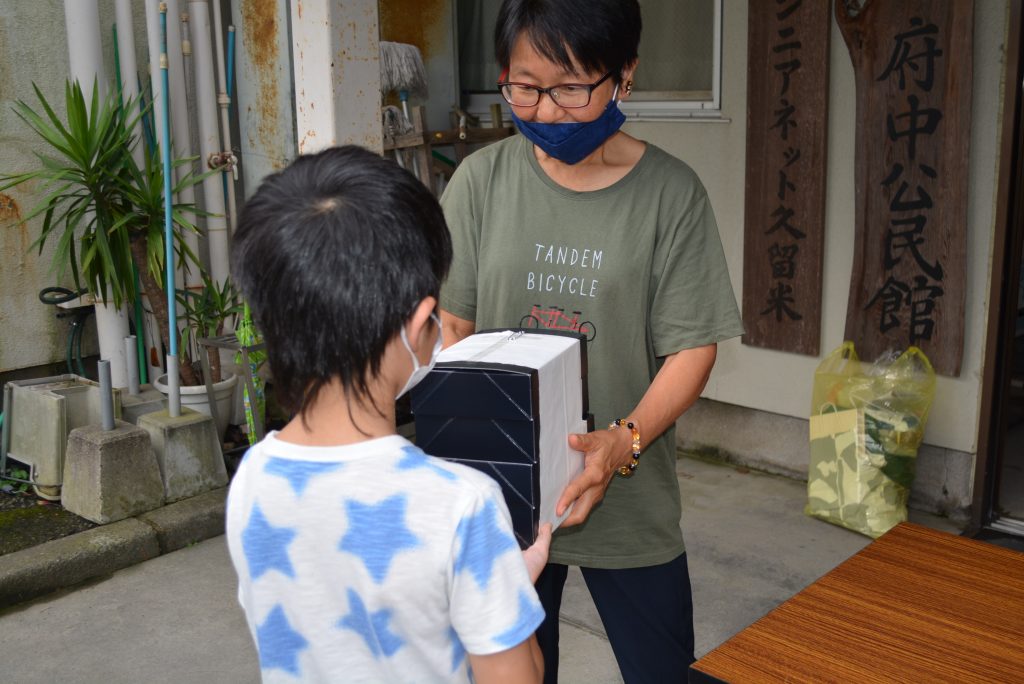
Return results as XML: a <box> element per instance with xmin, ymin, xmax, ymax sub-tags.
<box><xmin>689</xmin><ymin>523</ymin><xmax>1024</xmax><ymax>683</ymax></box>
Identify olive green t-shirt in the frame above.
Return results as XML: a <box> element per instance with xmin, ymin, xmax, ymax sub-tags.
<box><xmin>440</xmin><ymin>134</ymin><xmax>743</xmax><ymax>568</ymax></box>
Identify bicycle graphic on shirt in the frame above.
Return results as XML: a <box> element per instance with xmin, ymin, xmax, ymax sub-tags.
<box><xmin>519</xmin><ymin>304</ymin><xmax>597</xmax><ymax>342</ymax></box>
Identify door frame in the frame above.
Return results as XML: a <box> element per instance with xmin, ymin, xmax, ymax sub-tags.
<box><xmin>973</xmin><ymin>0</ymin><xmax>1024</xmax><ymax>532</ymax></box>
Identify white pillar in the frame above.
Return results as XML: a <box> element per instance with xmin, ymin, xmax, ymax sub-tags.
<box><xmin>290</xmin><ymin>0</ymin><xmax>383</xmax><ymax>155</ymax></box>
<box><xmin>64</xmin><ymin>0</ymin><xmax>129</xmax><ymax>388</ymax></box>
<box><xmin>114</xmin><ymin>0</ymin><xmax>144</xmax><ymax>169</ymax></box>
<box><xmin>64</xmin><ymin>0</ymin><xmax>106</xmax><ymax>102</ymax></box>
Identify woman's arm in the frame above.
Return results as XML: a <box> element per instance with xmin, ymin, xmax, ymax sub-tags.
<box><xmin>468</xmin><ymin>636</ymin><xmax>544</xmax><ymax>684</ymax></box>
<box><xmin>440</xmin><ymin>309</ymin><xmax>475</xmax><ymax>349</ymax></box>
<box><xmin>556</xmin><ymin>343</ymin><xmax>718</xmax><ymax>526</ymax></box>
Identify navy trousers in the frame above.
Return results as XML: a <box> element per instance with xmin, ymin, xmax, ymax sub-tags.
<box><xmin>534</xmin><ymin>552</ymin><xmax>695</xmax><ymax>684</ymax></box>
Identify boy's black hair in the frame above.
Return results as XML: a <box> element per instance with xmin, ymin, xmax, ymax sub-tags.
<box><xmin>494</xmin><ymin>0</ymin><xmax>642</xmax><ymax>84</ymax></box>
<box><xmin>231</xmin><ymin>145</ymin><xmax>452</xmax><ymax>418</ymax></box>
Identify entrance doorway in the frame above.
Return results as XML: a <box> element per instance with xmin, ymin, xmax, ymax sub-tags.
<box><xmin>976</xmin><ymin>0</ymin><xmax>1024</xmax><ymax>538</ymax></box>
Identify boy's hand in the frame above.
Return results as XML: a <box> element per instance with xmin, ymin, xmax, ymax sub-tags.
<box><xmin>522</xmin><ymin>523</ymin><xmax>552</xmax><ymax>584</ymax></box>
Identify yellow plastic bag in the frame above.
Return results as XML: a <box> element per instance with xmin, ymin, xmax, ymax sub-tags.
<box><xmin>806</xmin><ymin>343</ymin><xmax>936</xmax><ymax>538</ymax></box>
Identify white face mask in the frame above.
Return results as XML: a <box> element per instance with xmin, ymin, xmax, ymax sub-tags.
<box><xmin>396</xmin><ymin>313</ymin><xmax>443</xmax><ymax>399</ymax></box>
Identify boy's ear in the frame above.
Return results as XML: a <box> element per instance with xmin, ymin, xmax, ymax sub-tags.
<box><xmin>404</xmin><ymin>296</ymin><xmax>438</xmax><ymax>352</ymax></box>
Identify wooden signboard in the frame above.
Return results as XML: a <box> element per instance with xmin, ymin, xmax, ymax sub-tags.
<box><xmin>742</xmin><ymin>0</ymin><xmax>831</xmax><ymax>356</ymax></box>
<box><xmin>838</xmin><ymin>0</ymin><xmax>972</xmax><ymax>376</ymax></box>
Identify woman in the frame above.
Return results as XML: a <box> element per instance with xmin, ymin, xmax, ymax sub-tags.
<box><xmin>439</xmin><ymin>1</ymin><xmax>744</xmax><ymax>680</ymax></box>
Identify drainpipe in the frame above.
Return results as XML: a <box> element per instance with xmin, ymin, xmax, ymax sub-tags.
<box><xmin>211</xmin><ymin>0</ymin><xmax>238</xmax><ymax>235</ymax></box>
<box><xmin>64</xmin><ymin>0</ymin><xmax>130</xmax><ymax>389</ymax></box>
<box><xmin>160</xmin><ymin>2</ymin><xmax>182</xmax><ymax>418</ymax></box>
<box><xmin>114</xmin><ymin>0</ymin><xmax>144</xmax><ymax>169</ymax></box>
<box><xmin>189</xmin><ymin>0</ymin><xmax>230</xmax><ymax>287</ymax></box>
<box><xmin>180</xmin><ymin>11</ymin><xmax>208</xmax><ymax>248</ymax></box>
<box><xmin>115</xmin><ymin>0</ymin><xmax>153</xmax><ymax>387</ymax></box>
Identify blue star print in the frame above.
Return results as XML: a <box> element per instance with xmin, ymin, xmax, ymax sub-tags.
<box><xmin>448</xmin><ymin>626</ymin><xmax>467</xmax><ymax>673</ymax></box>
<box><xmin>264</xmin><ymin>457</ymin><xmax>343</xmax><ymax>495</ymax></box>
<box><xmin>243</xmin><ymin>504</ymin><xmax>297</xmax><ymax>580</ymax></box>
<box><xmin>339</xmin><ymin>494</ymin><xmax>421</xmax><ymax>583</ymax></box>
<box><xmin>256</xmin><ymin>604</ymin><xmax>308</xmax><ymax>675</ymax></box>
<box><xmin>397</xmin><ymin>445</ymin><xmax>456</xmax><ymax>481</ymax></box>
<box><xmin>493</xmin><ymin>589</ymin><xmax>544</xmax><ymax>648</ymax></box>
<box><xmin>454</xmin><ymin>499</ymin><xmax>517</xmax><ymax>589</ymax></box>
<box><xmin>338</xmin><ymin>589</ymin><xmax>405</xmax><ymax>658</ymax></box>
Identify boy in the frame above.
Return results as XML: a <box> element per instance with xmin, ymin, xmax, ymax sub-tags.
<box><xmin>226</xmin><ymin>145</ymin><xmax>550</xmax><ymax>683</ymax></box>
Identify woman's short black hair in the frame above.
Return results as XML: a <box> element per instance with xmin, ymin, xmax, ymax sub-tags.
<box><xmin>495</xmin><ymin>0</ymin><xmax>642</xmax><ymax>82</ymax></box>
<box><xmin>231</xmin><ymin>145</ymin><xmax>452</xmax><ymax>418</ymax></box>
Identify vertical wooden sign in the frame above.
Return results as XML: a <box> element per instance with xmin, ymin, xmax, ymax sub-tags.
<box><xmin>837</xmin><ymin>0</ymin><xmax>972</xmax><ymax>376</ymax></box>
<box><xmin>742</xmin><ymin>0</ymin><xmax>831</xmax><ymax>356</ymax></box>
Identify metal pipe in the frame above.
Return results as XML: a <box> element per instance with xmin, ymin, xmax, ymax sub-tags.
<box><xmin>211</xmin><ymin>0</ymin><xmax>238</xmax><ymax>235</ymax></box>
<box><xmin>166</xmin><ymin>356</ymin><xmax>181</xmax><ymax>418</ymax></box>
<box><xmin>98</xmin><ymin>360</ymin><xmax>115</xmax><ymax>431</ymax></box>
<box><xmin>126</xmin><ymin>336</ymin><xmax>140</xmax><ymax>396</ymax></box>
<box><xmin>164</xmin><ymin>0</ymin><xmax>203</xmax><ymax>289</ymax></box>
<box><xmin>145</xmin><ymin>0</ymin><xmax>185</xmax><ymax>299</ymax></box>
<box><xmin>226</xmin><ymin>25</ymin><xmax>235</xmax><ymax>103</ymax></box>
<box><xmin>189</xmin><ymin>0</ymin><xmax>230</xmax><ymax>286</ymax></box>
<box><xmin>146</xmin><ymin>0</ymin><xmax>201</xmax><ymax>291</ymax></box>
<box><xmin>180</xmin><ymin>11</ymin><xmax>208</xmax><ymax>250</ymax></box>
<box><xmin>160</xmin><ymin>2</ymin><xmax>182</xmax><ymax>418</ymax></box>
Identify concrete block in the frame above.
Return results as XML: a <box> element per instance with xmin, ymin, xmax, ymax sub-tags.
<box><xmin>0</xmin><ymin>519</ymin><xmax>159</xmax><ymax>605</ymax></box>
<box><xmin>138</xmin><ymin>408</ymin><xmax>228</xmax><ymax>503</ymax></box>
<box><xmin>677</xmin><ymin>399</ymin><xmax>809</xmax><ymax>479</ymax></box>
<box><xmin>677</xmin><ymin>398</ymin><xmax>976</xmax><ymax>522</ymax></box>
<box><xmin>120</xmin><ymin>385</ymin><xmax>166</xmax><ymax>425</ymax></box>
<box><xmin>61</xmin><ymin>421</ymin><xmax>165</xmax><ymax>524</ymax></box>
<box><xmin>910</xmin><ymin>445</ymin><xmax>975</xmax><ymax>524</ymax></box>
<box><xmin>137</xmin><ymin>487</ymin><xmax>228</xmax><ymax>553</ymax></box>
<box><xmin>3</xmin><ymin>374</ymin><xmax>122</xmax><ymax>500</ymax></box>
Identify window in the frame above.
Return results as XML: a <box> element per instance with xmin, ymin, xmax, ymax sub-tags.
<box><xmin>456</xmin><ymin>0</ymin><xmax>722</xmax><ymax>122</ymax></box>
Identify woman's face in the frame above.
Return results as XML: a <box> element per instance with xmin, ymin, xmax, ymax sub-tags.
<box><xmin>506</xmin><ymin>34</ymin><xmax>621</xmax><ymax>125</ymax></box>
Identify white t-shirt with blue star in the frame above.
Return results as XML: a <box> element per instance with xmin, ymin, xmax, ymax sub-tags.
<box><xmin>225</xmin><ymin>432</ymin><xmax>545</xmax><ymax>683</ymax></box>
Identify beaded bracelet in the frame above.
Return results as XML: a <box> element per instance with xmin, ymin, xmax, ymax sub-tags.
<box><xmin>609</xmin><ymin>419</ymin><xmax>641</xmax><ymax>477</ymax></box>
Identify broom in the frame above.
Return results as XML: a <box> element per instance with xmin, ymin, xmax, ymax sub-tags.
<box><xmin>379</xmin><ymin>41</ymin><xmax>428</xmax><ymax>124</ymax></box>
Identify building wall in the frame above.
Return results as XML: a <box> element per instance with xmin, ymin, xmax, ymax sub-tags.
<box><xmin>0</xmin><ymin>0</ymin><xmax>149</xmax><ymax>374</ymax></box>
<box><xmin>2</xmin><ymin>0</ymin><xmax>1009</xmax><ymax>496</ymax></box>
<box><xmin>626</xmin><ymin>1</ymin><xmax>1006</xmax><ymax>461</ymax></box>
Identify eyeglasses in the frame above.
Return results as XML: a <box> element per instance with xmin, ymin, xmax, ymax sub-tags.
<box><xmin>497</xmin><ymin>71</ymin><xmax>615</xmax><ymax>109</ymax></box>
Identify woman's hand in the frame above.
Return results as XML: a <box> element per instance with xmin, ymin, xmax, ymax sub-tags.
<box><xmin>555</xmin><ymin>427</ymin><xmax>633</xmax><ymax>527</ymax></box>
<box><xmin>522</xmin><ymin>523</ymin><xmax>552</xmax><ymax>584</ymax></box>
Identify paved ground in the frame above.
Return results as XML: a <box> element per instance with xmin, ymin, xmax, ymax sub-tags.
<box><xmin>0</xmin><ymin>455</ymin><xmax>961</xmax><ymax>683</ymax></box>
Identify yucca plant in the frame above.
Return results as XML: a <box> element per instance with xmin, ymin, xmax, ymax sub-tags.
<box><xmin>177</xmin><ymin>273</ymin><xmax>243</xmax><ymax>385</ymax></box>
<box><xmin>0</xmin><ymin>79</ymin><xmax>209</xmax><ymax>386</ymax></box>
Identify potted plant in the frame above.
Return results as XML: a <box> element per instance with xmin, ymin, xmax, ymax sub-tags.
<box><xmin>0</xmin><ymin>79</ymin><xmax>205</xmax><ymax>385</ymax></box>
<box><xmin>152</xmin><ymin>272</ymin><xmax>243</xmax><ymax>437</ymax></box>
<box><xmin>177</xmin><ymin>272</ymin><xmax>243</xmax><ymax>385</ymax></box>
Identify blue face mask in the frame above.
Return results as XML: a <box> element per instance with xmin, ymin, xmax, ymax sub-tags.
<box><xmin>510</xmin><ymin>87</ymin><xmax>626</xmax><ymax>165</ymax></box>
